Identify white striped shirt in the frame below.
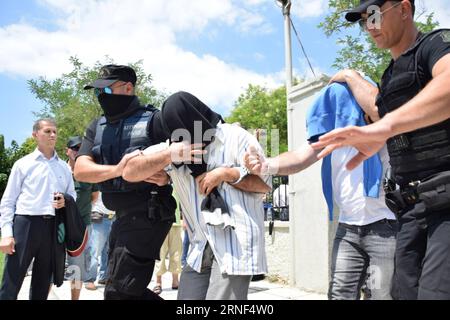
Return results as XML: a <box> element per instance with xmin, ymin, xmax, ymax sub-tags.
<box><xmin>169</xmin><ymin>122</ymin><xmax>270</xmax><ymax>275</ymax></box>
<box><xmin>0</xmin><ymin>148</ymin><xmax>76</xmax><ymax>238</ymax></box>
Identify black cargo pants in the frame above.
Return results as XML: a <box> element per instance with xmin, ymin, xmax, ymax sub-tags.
<box><xmin>104</xmin><ymin>209</ymin><xmax>172</xmax><ymax>300</ymax></box>
<box><xmin>392</xmin><ymin>201</ymin><xmax>450</xmax><ymax>300</ymax></box>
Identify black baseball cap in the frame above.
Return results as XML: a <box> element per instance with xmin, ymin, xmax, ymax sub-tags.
<box><xmin>67</xmin><ymin>136</ymin><xmax>82</xmax><ymax>148</ymax></box>
<box><xmin>345</xmin><ymin>0</ymin><xmax>414</xmax><ymax>22</ymax></box>
<box><xmin>84</xmin><ymin>64</ymin><xmax>137</xmax><ymax>90</ymax></box>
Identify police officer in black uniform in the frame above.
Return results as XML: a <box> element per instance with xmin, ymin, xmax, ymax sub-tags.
<box><xmin>74</xmin><ymin>65</ymin><xmax>176</xmax><ymax>300</ymax></box>
<box><xmin>312</xmin><ymin>0</ymin><xmax>450</xmax><ymax>299</ymax></box>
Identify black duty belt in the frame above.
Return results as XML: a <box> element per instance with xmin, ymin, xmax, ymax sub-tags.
<box><xmin>384</xmin><ymin>182</ymin><xmax>420</xmax><ymax>215</ymax></box>
<box><xmin>384</xmin><ymin>170</ymin><xmax>450</xmax><ymax>215</ymax></box>
<box><xmin>20</xmin><ymin>215</ymin><xmax>55</xmax><ymax>220</ymax></box>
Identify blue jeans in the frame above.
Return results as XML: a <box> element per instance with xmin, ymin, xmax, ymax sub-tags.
<box><xmin>329</xmin><ymin>219</ymin><xmax>398</xmax><ymax>300</ymax></box>
<box><xmin>87</xmin><ymin>216</ymin><xmax>114</xmax><ymax>282</ymax></box>
<box><xmin>66</xmin><ymin>225</ymin><xmax>93</xmax><ymax>283</ymax></box>
<box><xmin>181</xmin><ymin>230</ymin><xmax>190</xmax><ymax>268</ymax></box>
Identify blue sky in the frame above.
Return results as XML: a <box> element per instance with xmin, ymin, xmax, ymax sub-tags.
<box><xmin>0</xmin><ymin>0</ymin><xmax>448</xmax><ymax>147</ymax></box>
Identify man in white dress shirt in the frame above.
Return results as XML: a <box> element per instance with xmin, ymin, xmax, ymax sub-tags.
<box><xmin>0</xmin><ymin>118</ymin><xmax>76</xmax><ymax>300</ymax></box>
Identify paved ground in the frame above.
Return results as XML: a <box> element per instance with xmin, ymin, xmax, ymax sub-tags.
<box><xmin>18</xmin><ymin>267</ymin><xmax>327</xmax><ymax>300</ymax></box>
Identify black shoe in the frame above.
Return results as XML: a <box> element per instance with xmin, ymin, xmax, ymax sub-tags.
<box><xmin>251</xmin><ymin>274</ymin><xmax>265</xmax><ymax>282</ymax></box>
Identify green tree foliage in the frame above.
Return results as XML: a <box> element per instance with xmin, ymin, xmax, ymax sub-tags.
<box><xmin>318</xmin><ymin>0</ymin><xmax>439</xmax><ymax>82</ymax></box>
<box><xmin>8</xmin><ymin>138</ymin><xmax>36</xmax><ymax>164</ymax></box>
<box><xmin>0</xmin><ymin>136</ymin><xmax>36</xmax><ymax>197</ymax></box>
<box><xmin>226</xmin><ymin>85</ymin><xmax>287</xmax><ymax>156</ymax></box>
<box><xmin>28</xmin><ymin>56</ymin><xmax>167</xmax><ymax>157</ymax></box>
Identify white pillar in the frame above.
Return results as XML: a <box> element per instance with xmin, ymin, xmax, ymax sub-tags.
<box><xmin>288</xmin><ymin>75</ymin><xmax>340</xmax><ymax>293</ymax></box>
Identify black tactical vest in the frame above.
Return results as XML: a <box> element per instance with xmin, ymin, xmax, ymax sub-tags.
<box><xmin>376</xmin><ymin>29</ymin><xmax>450</xmax><ymax>185</ymax></box>
<box><xmin>92</xmin><ymin>106</ymin><xmax>157</xmax><ymax>193</ymax></box>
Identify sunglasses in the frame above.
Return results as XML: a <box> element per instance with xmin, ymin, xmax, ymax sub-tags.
<box><xmin>358</xmin><ymin>1</ymin><xmax>402</xmax><ymax>31</ymax></box>
<box><xmin>70</xmin><ymin>145</ymin><xmax>80</xmax><ymax>152</ymax></box>
<box><xmin>94</xmin><ymin>82</ymin><xmax>128</xmax><ymax>97</ymax></box>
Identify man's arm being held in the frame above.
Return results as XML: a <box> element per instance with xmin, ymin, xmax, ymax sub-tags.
<box><xmin>196</xmin><ymin>167</ymin><xmax>271</xmax><ymax>196</ymax></box>
<box><xmin>245</xmin><ymin>143</ymin><xmax>321</xmax><ymax>176</ymax></box>
<box><xmin>74</xmin><ymin>151</ymin><xmax>140</xmax><ymax>184</ymax></box>
<box><xmin>234</xmin><ymin>174</ymin><xmax>271</xmax><ymax>194</ymax></box>
<box><xmin>122</xmin><ymin>142</ymin><xmax>205</xmax><ymax>183</ymax></box>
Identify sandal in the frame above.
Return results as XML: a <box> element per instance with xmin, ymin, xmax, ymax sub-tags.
<box><xmin>153</xmin><ymin>285</ymin><xmax>162</xmax><ymax>295</ymax></box>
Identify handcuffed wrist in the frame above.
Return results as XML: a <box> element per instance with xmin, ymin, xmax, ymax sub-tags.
<box><xmin>230</xmin><ymin>166</ymin><xmax>250</xmax><ymax>185</ymax></box>
<box><xmin>264</xmin><ymin>159</ymin><xmax>278</xmax><ymax>175</ymax></box>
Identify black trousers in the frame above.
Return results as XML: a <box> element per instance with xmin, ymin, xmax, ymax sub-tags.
<box><xmin>392</xmin><ymin>202</ymin><xmax>450</xmax><ymax>300</ymax></box>
<box><xmin>104</xmin><ymin>210</ymin><xmax>172</xmax><ymax>300</ymax></box>
<box><xmin>0</xmin><ymin>215</ymin><xmax>54</xmax><ymax>300</ymax></box>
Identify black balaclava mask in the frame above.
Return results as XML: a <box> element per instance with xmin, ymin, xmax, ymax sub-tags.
<box><xmin>156</xmin><ymin>91</ymin><xmax>224</xmax><ymax>178</ymax></box>
<box><xmin>98</xmin><ymin>93</ymin><xmax>139</xmax><ymax>123</ymax></box>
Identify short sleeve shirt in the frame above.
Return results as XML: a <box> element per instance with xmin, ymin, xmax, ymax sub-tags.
<box><xmin>383</xmin><ymin>29</ymin><xmax>450</xmax><ymax>86</ymax></box>
<box><xmin>77</xmin><ymin>111</ymin><xmax>161</xmax><ymax>211</ymax></box>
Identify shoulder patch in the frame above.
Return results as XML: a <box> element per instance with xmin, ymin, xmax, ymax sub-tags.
<box><xmin>440</xmin><ymin>30</ymin><xmax>450</xmax><ymax>43</ymax></box>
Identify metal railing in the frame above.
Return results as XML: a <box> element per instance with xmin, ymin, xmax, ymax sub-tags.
<box><xmin>264</xmin><ymin>176</ymin><xmax>289</xmax><ymax>222</ymax></box>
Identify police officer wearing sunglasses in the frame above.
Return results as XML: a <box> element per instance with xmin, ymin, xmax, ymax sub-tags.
<box><xmin>317</xmin><ymin>0</ymin><xmax>450</xmax><ymax>300</ymax></box>
<box><xmin>74</xmin><ymin>65</ymin><xmax>176</xmax><ymax>300</ymax></box>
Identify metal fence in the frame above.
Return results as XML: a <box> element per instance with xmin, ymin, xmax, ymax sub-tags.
<box><xmin>264</xmin><ymin>175</ymin><xmax>289</xmax><ymax>221</ymax></box>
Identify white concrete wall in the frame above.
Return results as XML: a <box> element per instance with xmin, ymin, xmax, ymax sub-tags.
<box><xmin>287</xmin><ymin>75</ymin><xmax>340</xmax><ymax>294</ymax></box>
<box><xmin>264</xmin><ymin>222</ymin><xmax>290</xmax><ymax>282</ymax></box>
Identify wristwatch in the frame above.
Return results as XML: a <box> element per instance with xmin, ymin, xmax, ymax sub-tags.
<box><xmin>231</xmin><ymin>166</ymin><xmax>250</xmax><ymax>185</ymax></box>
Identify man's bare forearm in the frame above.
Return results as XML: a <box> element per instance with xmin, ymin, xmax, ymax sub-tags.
<box><xmin>122</xmin><ymin>150</ymin><xmax>172</xmax><ymax>182</ymax></box>
<box><xmin>74</xmin><ymin>156</ymin><xmax>119</xmax><ymax>183</ymax></box>
<box><xmin>344</xmin><ymin>71</ymin><xmax>380</xmax><ymax>121</ymax></box>
<box><xmin>270</xmin><ymin>144</ymin><xmax>321</xmax><ymax>176</ymax></box>
<box><xmin>234</xmin><ymin>175</ymin><xmax>271</xmax><ymax>194</ymax></box>
<box><xmin>218</xmin><ymin>167</ymin><xmax>271</xmax><ymax>194</ymax></box>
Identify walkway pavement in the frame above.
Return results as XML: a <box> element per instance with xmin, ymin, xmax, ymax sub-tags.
<box><xmin>18</xmin><ymin>269</ymin><xmax>326</xmax><ymax>300</ymax></box>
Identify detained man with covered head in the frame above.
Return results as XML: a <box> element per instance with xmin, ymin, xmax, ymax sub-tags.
<box><xmin>312</xmin><ymin>0</ymin><xmax>450</xmax><ymax>300</ymax></box>
<box><xmin>123</xmin><ymin>91</ymin><xmax>271</xmax><ymax>300</ymax></box>
<box><xmin>245</xmin><ymin>80</ymin><xmax>397</xmax><ymax>300</ymax></box>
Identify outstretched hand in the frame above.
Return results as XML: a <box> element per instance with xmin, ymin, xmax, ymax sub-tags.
<box><xmin>311</xmin><ymin>123</ymin><xmax>391</xmax><ymax>170</ymax></box>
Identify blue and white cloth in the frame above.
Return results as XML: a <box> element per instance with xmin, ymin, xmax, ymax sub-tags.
<box><xmin>306</xmin><ymin>83</ymin><xmax>383</xmax><ymax>221</ymax></box>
